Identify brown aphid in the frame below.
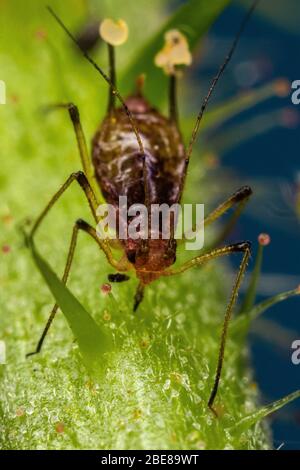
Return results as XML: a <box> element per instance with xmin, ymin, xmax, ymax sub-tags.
<box><xmin>27</xmin><ymin>3</ymin><xmax>259</xmax><ymax>413</ymax></box>
<box><xmin>92</xmin><ymin>92</ymin><xmax>185</xmax><ymax>286</ymax></box>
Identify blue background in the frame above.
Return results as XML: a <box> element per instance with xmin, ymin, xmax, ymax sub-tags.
<box><xmin>203</xmin><ymin>2</ymin><xmax>300</xmax><ymax>450</ymax></box>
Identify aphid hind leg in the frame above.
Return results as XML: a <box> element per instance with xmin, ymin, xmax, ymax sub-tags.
<box><xmin>27</xmin><ymin>219</ymin><xmax>100</xmax><ymax>356</ymax></box>
<box><xmin>164</xmin><ymin>241</ymin><xmax>251</xmax><ymax>414</ymax></box>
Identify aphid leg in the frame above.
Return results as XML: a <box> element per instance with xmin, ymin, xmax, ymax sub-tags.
<box><xmin>27</xmin><ymin>219</ymin><xmax>104</xmax><ymax>356</ymax></box>
<box><xmin>133</xmin><ymin>282</ymin><xmax>145</xmax><ymax>312</ymax></box>
<box><xmin>166</xmin><ymin>211</ymin><xmax>176</xmax><ymax>254</ymax></box>
<box><xmin>169</xmin><ymin>75</ymin><xmax>178</xmax><ymax>124</ymax></box>
<box><xmin>164</xmin><ymin>241</ymin><xmax>251</xmax><ymax>414</ymax></box>
<box><xmin>204</xmin><ymin>186</ymin><xmax>252</xmax><ymax>229</ymax></box>
<box><xmin>30</xmin><ymin>171</ymin><xmax>117</xmax><ymax>268</ymax></box>
<box><xmin>43</xmin><ymin>103</ymin><xmax>103</xmax><ymax>203</ymax></box>
<box><xmin>211</xmin><ymin>191</ymin><xmax>251</xmax><ymax>248</ymax></box>
<box><xmin>182</xmin><ymin>186</ymin><xmax>252</xmax><ymax>246</ymax></box>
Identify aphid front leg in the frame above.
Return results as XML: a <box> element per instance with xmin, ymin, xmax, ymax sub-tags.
<box><xmin>164</xmin><ymin>241</ymin><xmax>251</xmax><ymax>414</ymax></box>
<box><xmin>29</xmin><ymin>170</ymin><xmax>122</xmax><ymax>268</ymax></box>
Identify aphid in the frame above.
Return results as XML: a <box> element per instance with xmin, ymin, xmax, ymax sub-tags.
<box><xmin>27</xmin><ymin>2</ymin><xmax>259</xmax><ymax>412</ymax></box>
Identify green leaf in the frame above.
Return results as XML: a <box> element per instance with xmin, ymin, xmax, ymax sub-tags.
<box><xmin>236</xmin><ymin>0</ymin><xmax>300</xmax><ymax>36</ymax></box>
<box><xmin>201</xmin><ymin>80</ymin><xmax>289</xmax><ymax>131</ymax></box>
<box><xmin>121</xmin><ymin>0</ymin><xmax>231</xmax><ymax>104</ymax></box>
<box><xmin>28</xmin><ymin>238</ymin><xmax>114</xmax><ymax>376</ymax></box>
<box><xmin>181</xmin><ymin>79</ymin><xmax>289</xmax><ymax>140</ymax></box>
<box><xmin>232</xmin><ymin>288</ymin><xmax>300</xmax><ymax>335</ymax></box>
<box><xmin>232</xmin><ymin>390</ymin><xmax>300</xmax><ymax>432</ymax></box>
<box><xmin>201</xmin><ymin>108</ymin><xmax>289</xmax><ymax>159</ymax></box>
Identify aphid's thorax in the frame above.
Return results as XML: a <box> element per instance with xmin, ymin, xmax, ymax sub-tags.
<box><xmin>92</xmin><ymin>93</ymin><xmax>184</xmax><ymax>280</ymax></box>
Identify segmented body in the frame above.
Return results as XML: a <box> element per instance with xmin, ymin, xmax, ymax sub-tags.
<box><xmin>92</xmin><ymin>94</ymin><xmax>185</xmax><ymax>283</ymax></box>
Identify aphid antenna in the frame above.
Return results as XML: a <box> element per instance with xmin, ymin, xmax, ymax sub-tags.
<box><xmin>47</xmin><ymin>6</ymin><xmax>145</xmax><ymax>156</ymax></box>
<box><xmin>181</xmin><ymin>0</ymin><xmax>260</xmax><ymax>195</ymax></box>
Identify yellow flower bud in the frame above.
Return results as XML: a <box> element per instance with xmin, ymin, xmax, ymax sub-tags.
<box><xmin>99</xmin><ymin>18</ymin><xmax>129</xmax><ymax>46</ymax></box>
<box><xmin>155</xmin><ymin>29</ymin><xmax>192</xmax><ymax>75</ymax></box>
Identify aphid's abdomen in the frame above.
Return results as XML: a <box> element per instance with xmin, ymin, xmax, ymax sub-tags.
<box><xmin>91</xmin><ymin>95</ymin><xmax>185</xmax><ymax>210</ymax></box>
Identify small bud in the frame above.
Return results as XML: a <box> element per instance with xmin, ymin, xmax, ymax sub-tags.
<box><xmin>154</xmin><ymin>29</ymin><xmax>192</xmax><ymax>75</ymax></box>
<box><xmin>204</xmin><ymin>152</ymin><xmax>220</xmax><ymax>169</ymax></box>
<box><xmin>16</xmin><ymin>408</ymin><xmax>25</xmax><ymax>417</ymax></box>
<box><xmin>280</xmin><ymin>109</ymin><xmax>299</xmax><ymax>129</ymax></box>
<box><xmin>103</xmin><ymin>310</ymin><xmax>111</xmax><ymax>321</ymax></box>
<box><xmin>273</xmin><ymin>78</ymin><xmax>290</xmax><ymax>98</ymax></box>
<box><xmin>258</xmin><ymin>233</ymin><xmax>271</xmax><ymax>246</ymax></box>
<box><xmin>35</xmin><ymin>29</ymin><xmax>48</xmax><ymax>41</ymax></box>
<box><xmin>55</xmin><ymin>422</ymin><xmax>64</xmax><ymax>434</ymax></box>
<box><xmin>100</xmin><ymin>283</ymin><xmax>112</xmax><ymax>295</ymax></box>
<box><xmin>2</xmin><ymin>245</ymin><xmax>11</xmax><ymax>254</ymax></box>
<box><xmin>2</xmin><ymin>214</ymin><xmax>13</xmax><ymax>225</ymax></box>
<box><xmin>136</xmin><ymin>74</ymin><xmax>146</xmax><ymax>94</ymax></box>
<box><xmin>99</xmin><ymin>19</ymin><xmax>128</xmax><ymax>46</ymax></box>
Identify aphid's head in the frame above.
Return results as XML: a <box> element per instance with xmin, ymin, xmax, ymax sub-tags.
<box><xmin>126</xmin><ymin>238</ymin><xmax>176</xmax><ymax>285</ymax></box>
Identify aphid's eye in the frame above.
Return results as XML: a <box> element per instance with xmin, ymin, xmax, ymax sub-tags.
<box><xmin>154</xmin><ymin>29</ymin><xmax>192</xmax><ymax>75</ymax></box>
<box><xmin>99</xmin><ymin>18</ymin><xmax>129</xmax><ymax>46</ymax></box>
